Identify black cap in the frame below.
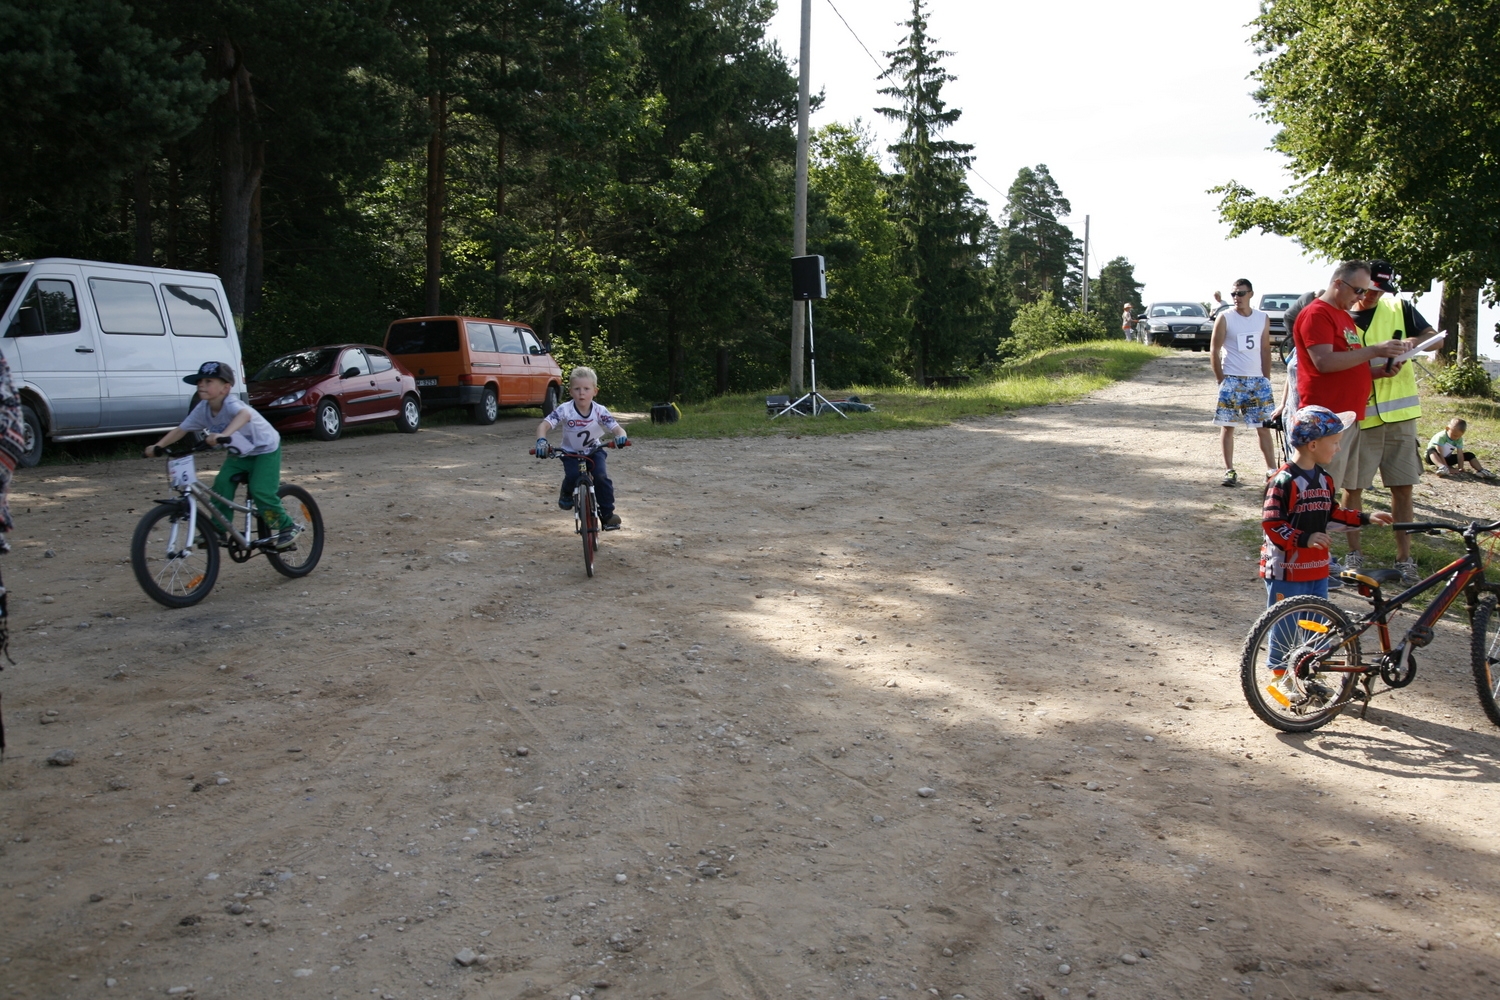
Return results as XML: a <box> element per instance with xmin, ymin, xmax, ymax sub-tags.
<box><xmin>1368</xmin><ymin>260</ymin><xmax>1398</xmax><ymax>294</ymax></box>
<box><xmin>183</xmin><ymin>361</ymin><xmax>236</xmax><ymax>385</ymax></box>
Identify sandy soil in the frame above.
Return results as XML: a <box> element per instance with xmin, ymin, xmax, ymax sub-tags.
<box><xmin>3</xmin><ymin>351</ymin><xmax>1499</xmax><ymax>1000</ymax></box>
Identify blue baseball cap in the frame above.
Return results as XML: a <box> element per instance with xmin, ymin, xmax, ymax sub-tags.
<box><xmin>183</xmin><ymin>361</ymin><xmax>235</xmax><ymax>386</ymax></box>
<box><xmin>1289</xmin><ymin>405</ymin><xmax>1355</xmax><ymax>447</ymax></box>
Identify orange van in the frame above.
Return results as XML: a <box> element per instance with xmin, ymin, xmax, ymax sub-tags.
<box><xmin>383</xmin><ymin>316</ymin><xmax>563</xmax><ymax>423</ymax></box>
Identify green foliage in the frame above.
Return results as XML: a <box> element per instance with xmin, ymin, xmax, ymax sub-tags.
<box><xmin>1001</xmin><ymin>164</ymin><xmax>1080</xmax><ymax>308</ymax></box>
<box><xmin>547</xmin><ymin>337</ymin><xmax>639</xmax><ymax>407</ymax></box>
<box><xmin>626</xmin><ymin>341</ymin><xmax>1163</xmax><ymax>439</ymax></box>
<box><xmin>1003</xmin><ymin>292</ymin><xmax>1109</xmax><ymax>358</ymax></box>
<box><xmin>1090</xmin><ymin>256</ymin><xmax>1144</xmax><ymax>326</ymax></box>
<box><xmin>1427</xmin><ymin>358</ymin><xmax>1494</xmax><ymax>399</ymax></box>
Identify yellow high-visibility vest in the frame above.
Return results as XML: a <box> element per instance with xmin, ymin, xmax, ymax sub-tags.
<box><xmin>1359</xmin><ymin>296</ymin><xmax>1422</xmax><ymax>427</ymax></box>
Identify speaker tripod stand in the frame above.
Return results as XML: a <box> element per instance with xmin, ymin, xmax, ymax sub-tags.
<box><xmin>774</xmin><ymin>299</ymin><xmax>847</xmax><ymax>419</ymax></box>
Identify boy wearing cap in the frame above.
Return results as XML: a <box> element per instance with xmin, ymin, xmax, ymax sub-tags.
<box><xmin>1261</xmin><ymin>405</ymin><xmax>1394</xmax><ymax>605</ymax></box>
<box><xmin>144</xmin><ymin>361</ymin><xmax>296</xmax><ymax>549</ymax></box>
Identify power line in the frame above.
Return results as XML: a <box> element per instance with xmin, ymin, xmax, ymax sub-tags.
<box><xmin>823</xmin><ymin>0</ymin><xmax>890</xmax><ymax>78</ymax></box>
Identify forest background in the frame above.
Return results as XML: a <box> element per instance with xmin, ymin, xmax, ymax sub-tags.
<box><xmin>0</xmin><ymin>0</ymin><xmax>1146</xmax><ymax>403</ymax></box>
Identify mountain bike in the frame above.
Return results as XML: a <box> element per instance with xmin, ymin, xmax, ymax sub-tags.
<box><xmin>1240</xmin><ymin>518</ymin><xmax>1500</xmax><ymax>732</ymax></box>
<box><xmin>530</xmin><ymin>439</ymin><xmax>628</xmax><ymax>578</ymax></box>
<box><xmin>131</xmin><ymin>434</ymin><xmax>325</xmax><ymax>607</ymax></box>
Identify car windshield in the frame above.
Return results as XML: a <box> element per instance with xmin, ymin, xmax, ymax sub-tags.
<box><xmin>0</xmin><ymin>271</ymin><xmax>26</xmax><ymax>318</ymax></box>
<box><xmin>1149</xmin><ymin>303</ymin><xmax>1207</xmax><ymax>318</ymax></box>
<box><xmin>1259</xmin><ymin>295</ymin><xmax>1299</xmax><ymax>311</ymax></box>
<box><xmin>387</xmin><ymin>319</ymin><xmax>460</xmax><ymax>354</ymax></box>
<box><xmin>253</xmin><ymin>348</ymin><xmax>340</xmax><ymax>381</ymax></box>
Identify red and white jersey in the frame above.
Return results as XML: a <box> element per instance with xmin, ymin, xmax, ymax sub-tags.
<box><xmin>542</xmin><ymin>400</ymin><xmax>621</xmax><ymax>453</ymax></box>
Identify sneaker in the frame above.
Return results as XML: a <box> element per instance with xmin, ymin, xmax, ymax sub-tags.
<box><xmin>602</xmin><ymin>514</ymin><xmax>621</xmax><ymax>531</ymax></box>
<box><xmin>1343</xmin><ymin>550</ymin><xmax>1363</xmax><ymax>572</ymax></box>
<box><xmin>1328</xmin><ymin>555</ymin><xmax>1344</xmax><ymax>576</ymax></box>
<box><xmin>1481</xmin><ymin>469</ymin><xmax>1499</xmax><ymax>481</ymax></box>
<box><xmin>1395</xmin><ymin>557</ymin><xmax>1420</xmax><ymax>584</ymax></box>
<box><xmin>1435</xmin><ymin>464</ymin><xmax>1451</xmax><ymax>477</ymax></box>
<box><xmin>1221</xmin><ymin>468</ymin><xmax>1238</xmax><ymax>487</ymax></box>
<box><xmin>273</xmin><ymin>528</ymin><xmax>299</xmax><ymax>552</ymax></box>
<box><xmin>558</xmin><ymin>496</ymin><xmax>574</xmax><ymax>511</ymax></box>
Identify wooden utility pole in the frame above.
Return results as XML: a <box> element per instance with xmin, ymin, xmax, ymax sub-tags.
<box><xmin>790</xmin><ymin>0</ymin><xmax>811</xmax><ymax>394</ymax></box>
<box><xmin>1080</xmin><ymin>215</ymin><xmax>1090</xmax><ymax>314</ymax></box>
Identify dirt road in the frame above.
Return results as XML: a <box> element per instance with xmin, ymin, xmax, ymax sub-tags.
<box><xmin>3</xmin><ymin>352</ymin><xmax>1499</xmax><ymax>1000</ymax></box>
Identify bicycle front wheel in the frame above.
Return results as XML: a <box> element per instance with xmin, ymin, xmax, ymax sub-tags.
<box><xmin>1469</xmin><ymin>594</ymin><xmax>1500</xmax><ymax>728</ymax></box>
<box><xmin>579</xmin><ymin>484</ymin><xmax>597</xmax><ymax>578</ymax></box>
<box><xmin>131</xmin><ymin>503</ymin><xmax>220</xmax><ymax>608</ymax></box>
<box><xmin>264</xmin><ymin>484</ymin><xmax>325</xmax><ymax>578</ymax></box>
<box><xmin>1240</xmin><ymin>594</ymin><xmax>1361</xmax><ymax>732</ymax></box>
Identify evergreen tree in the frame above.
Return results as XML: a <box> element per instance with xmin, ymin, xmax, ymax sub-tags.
<box><xmin>1000</xmin><ymin>164</ymin><xmax>1080</xmax><ymax>309</ymax></box>
<box><xmin>877</xmin><ymin>0</ymin><xmax>990</xmax><ymax>384</ymax></box>
<box><xmin>1089</xmin><ymin>256</ymin><xmax>1144</xmax><ymax>330</ymax></box>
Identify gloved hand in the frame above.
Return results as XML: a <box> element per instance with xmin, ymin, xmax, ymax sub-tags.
<box><xmin>535</xmin><ymin>438</ymin><xmax>550</xmax><ymax>459</ymax></box>
<box><xmin>615</xmin><ymin>434</ymin><xmax>629</xmax><ymax>448</ymax></box>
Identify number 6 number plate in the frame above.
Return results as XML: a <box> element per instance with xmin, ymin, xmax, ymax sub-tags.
<box><xmin>168</xmin><ymin>455</ymin><xmax>198</xmax><ymax>488</ymax></box>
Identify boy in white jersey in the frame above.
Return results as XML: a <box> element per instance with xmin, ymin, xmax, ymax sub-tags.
<box><xmin>534</xmin><ymin>367</ymin><xmax>629</xmax><ymax>529</ymax></box>
<box><xmin>1210</xmin><ymin>277</ymin><xmax>1277</xmax><ymax>486</ymax></box>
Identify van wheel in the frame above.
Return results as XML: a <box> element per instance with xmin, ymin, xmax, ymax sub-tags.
<box><xmin>314</xmin><ymin>400</ymin><xmax>343</xmax><ymax>441</ymax></box>
<box><xmin>471</xmin><ymin>386</ymin><xmax>499</xmax><ymax>425</ymax></box>
<box><xmin>395</xmin><ymin>393</ymin><xmax>421</xmax><ymax>433</ymax></box>
<box><xmin>18</xmin><ymin>404</ymin><xmax>42</xmax><ymax>467</ymax></box>
<box><xmin>541</xmin><ymin>383</ymin><xmax>559</xmax><ymax>414</ymax></box>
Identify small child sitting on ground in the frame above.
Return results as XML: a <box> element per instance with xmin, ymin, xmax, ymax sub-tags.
<box><xmin>1261</xmin><ymin>406</ymin><xmax>1394</xmax><ymax>604</ymax></box>
<box><xmin>1425</xmin><ymin>417</ymin><xmax>1499</xmax><ymax>479</ymax></box>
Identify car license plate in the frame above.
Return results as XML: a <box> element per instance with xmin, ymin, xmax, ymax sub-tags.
<box><xmin>1174</xmin><ymin>332</ymin><xmax>1195</xmax><ymax>339</ymax></box>
<box><xmin>416</xmin><ymin>377</ymin><xmax>438</xmax><ymax>387</ymax></box>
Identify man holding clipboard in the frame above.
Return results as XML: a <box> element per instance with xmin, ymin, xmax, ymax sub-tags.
<box><xmin>1340</xmin><ymin>260</ymin><xmax>1435</xmax><ymax>583</ymax></box>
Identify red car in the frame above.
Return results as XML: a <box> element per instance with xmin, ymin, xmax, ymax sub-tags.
<box><xmin>248</xmin><ymin>344</ymin><xmax>421</xmax><ymax>441</ymax></box>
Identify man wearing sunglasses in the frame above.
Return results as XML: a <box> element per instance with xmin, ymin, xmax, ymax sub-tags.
<box><xmin>1292</xmin><ymin>260</ymin><xmax>1408</xmax><ymax>496</ymax></box>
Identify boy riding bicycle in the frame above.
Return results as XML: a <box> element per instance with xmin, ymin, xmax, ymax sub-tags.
<box><xmin>534</xmin><ymin>366</ymin><xmax>629</xmax><ymax>529</ymax></box>
<box><xmin>144</xmin><ymin>361</ymin><xmax>297</xmax><ymax>549</ymax></box>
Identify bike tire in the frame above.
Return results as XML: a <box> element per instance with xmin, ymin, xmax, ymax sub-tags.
<box><xmin>131</xmin><ymin>502</ymin><xmax>220</xmax><ymax>608</ymax></box>
<box><xmin>579</xmin><ymin>484</ymin><xmax>597</xmax><ymax>578</ymax></box>
<box><xmin>1469</xmin><ymin>593</ymin><xmax>1500</xmax><ymax>728</ymax></box>
<box><xmin>264</xmin><ymin>484</ymin><xmax>325</xmax><ymax>578</ymax></box>
<box><xmin>1240</xmin><ymin>594</ymin><xmax>1361</xmax><ymax>732</ymax></box>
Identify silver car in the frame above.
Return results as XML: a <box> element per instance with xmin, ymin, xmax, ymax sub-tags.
<box><xmin>1138</xmin><ymin>302</ymin><xmax>1214</xmax><ymax>351</ymax></box>
<box><xmin>1258</xmin><ymin>293</ymin><xmax>1301</xmax><ymax>362</ymax></box>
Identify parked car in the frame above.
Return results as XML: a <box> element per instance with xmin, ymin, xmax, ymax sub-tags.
<box><xmin>247</xmin><ymin>344</ymin><xmax>420</xmax><ymax>441</ymax></box>
<box><xmin>383</xmin><ymin>316</ymin><xmax>562</xmax><ymax>424</ymax></box>
<box><xmin>1138</xmin><ymin>302</ymin><xmax>1214</xmax><ymax>350</ymax></box>
<box><xmin>1258</xmin><ymin>292</ymin><xmax>1302</xmax><ymax>362</ymax></box>
<box><xmin>0</xmin><ymin>257</ymin><xmax>245</xmax><ymax>466</ymax></box>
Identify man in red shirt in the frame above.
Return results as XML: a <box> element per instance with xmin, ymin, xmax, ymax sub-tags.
<box><xmin>1293</xmin><ymin>260</ymin><xmax>1407</xmax><ymax>493</ymax></box>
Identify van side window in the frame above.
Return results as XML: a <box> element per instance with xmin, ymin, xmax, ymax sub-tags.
<box><xmin>387</xmin><ymin>319</ymin><xmax>459</xmax><ymax>354</ymax></box>
<box><xmin>466</xmin><ymin>322</ymin><xmax>497</xmax><ymax>353</ymax></box>
<box><xmin>11</xmin><ymin>280</ymin><xmax>82</xmax><ymax>335</ymax></box>
<box><xmin>494</xmin><ymin>325</ymin><xmax>525</xmax><ymax>354</ymax></box>
<box><xmin>89</xmin><ymin>278</ymin><xmax>165</xmax><ymax>334</ymax></box>
<box><xmin>518</xmin><ymin>328</ymin><xmax>545</xmax><ymax>354</ymax></box>
<box><xmin>339</xmin><ymin>349</ymin><xmax>371</xmax><ymax>377</ymax></box>
<box><xmin>162</xmin><ymin>284</ymin><xmax>228</xmax><ymax>337</ymax></box>
<box><xmin>367</xmin><ymin>349</ymin><xmax>394</xmax><ymax>374</ymax></box>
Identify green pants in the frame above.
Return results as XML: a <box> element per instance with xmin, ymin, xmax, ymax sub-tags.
<box><xmin>212</xmin><ymin>448</ymin><xmax>291</xmax><ymax>531</ymax></box>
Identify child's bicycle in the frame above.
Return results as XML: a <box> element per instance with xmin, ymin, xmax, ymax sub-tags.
<box><xmin>131</xmin><ymin>433</ymin><xmax>325</xmax><ymax>607</ymax></box>
<box><xmin>1240</xmin><ymin>518</ymin><xmax>1500</xmax><ymax>732</ymax></box>
<box><xmin>530</xmin><ymin>439</ymin><xmax>628</xmax><ymax>578</ymax></box>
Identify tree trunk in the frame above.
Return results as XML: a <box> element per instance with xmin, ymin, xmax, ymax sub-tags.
<box><xmin>133</xmin><ymin>165</ymin><xmax>153</xmax><ymax>266</ymax></box>
<box><xmin>1439</xmin><ymin>283</ymin><xmax>1461</xmax><ymax>359</ymax></box>
<box><xmin>581</xmin><ymin>314</ymin><xmax>594</xmax><ymax>355</ymax></box>
<box><xmin>716</xmin><ymin>345</ymin><xmax>730</xmax><ymax>395</ymax></box>
<box><xmin>494</xmin><ymin>130</ymin><xmax>507</xmax><ymax>318</ymax></box>
<box><xmin>1440</xmin><ymin>283</ymin><xmax>1481</xmax><ymax>362</ymax></box>
<box><xmin>912</xmin><ymin>324</ymin><xmax>927</xmax><ymax>386</ymax></box>
<box><xmin>424</xmin><ymin>43</ymin><xmax>447</xmax><ymax>317</ymax></box>
<box><xmin>667</xmin><ymin>306</ymin><xmax>681</xmax><ymax>400</ymax></box>
<box><xmin>216</xmin><ymin>37</ymin><xmax>264</xmax><ymax>327</ymax></box>
<box><xmin>166</xmin><ymin>145</ymin><xmax>181</xmax><ymax>270</ymax></box>
<box><xmin>607</xmin><ymin>316</ymin><xmax>621</xmax><ymax>349</ymax></box>
<box><xmin>542</xmin><ymin>295</ymin><xmax>554</xmax><ymax>342</ymax></box>
<box><xmin>245</xmin><ymin>178</ymin><xmax>264</xmax><ymax>317</ymax></box>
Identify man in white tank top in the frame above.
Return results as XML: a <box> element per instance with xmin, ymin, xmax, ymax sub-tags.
<box><xmin>1210</xmin><ymin>278</ymin><xmax>1277</xmax><ymax>486</ymax></box>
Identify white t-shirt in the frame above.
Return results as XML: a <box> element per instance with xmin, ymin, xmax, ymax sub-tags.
<box><xmin>1220</xmin><ymin>308</ymin><xmax>1269</xmax><ymax>377</ymax></box>
<box><xmin>542</xmin><ymin>400</ymin><xmax>622</xmax><ymax>453</ymax></box>
<box><xmin>180</xmin><ymin>396</ymin><xmax>281</xmax><ymax>457</ymax></box>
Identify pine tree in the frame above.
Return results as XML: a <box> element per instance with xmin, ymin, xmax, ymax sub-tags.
<box><xmin>1000</xmin><ymin>164</ymin><xmax>1080</xmax><ymax>309</ymax></box>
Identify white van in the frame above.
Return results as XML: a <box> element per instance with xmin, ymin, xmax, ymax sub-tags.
<box><xmin>0</xmin><ymin>258</ymin><xmax>246</xmax><ymax>466</ymax></box>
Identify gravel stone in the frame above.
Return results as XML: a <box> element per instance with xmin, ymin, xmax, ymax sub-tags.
<box><xmin>916</xmin><ymin>787</ymin><xmax>935</xmax><ymax>798</ymax></box>
<box><xmin>47</xmin><ymin>748</ymin><xmax>76</xmax><ymax>766</ymax></box>
<box><xmin>454</xmin><ymin>948</ymin><xmax>477</xmax><ymax>967</ymax></box>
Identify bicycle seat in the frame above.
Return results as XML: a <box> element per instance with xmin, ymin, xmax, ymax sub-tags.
<box><xmin>1340</xmin><ymin>568</ymin><xmax>1403</xmax><ymax>588</ymax></box>
<box><xmin>229</xmin><ymin>471</ymin><xmax>250</xmax><ymax>485</ymax></box>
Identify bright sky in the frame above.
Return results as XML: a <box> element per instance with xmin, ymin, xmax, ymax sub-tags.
<box><xmin>767</xmin><ymin>0</ymin><xmax>1498</xmax><ymax>356</ymax></box>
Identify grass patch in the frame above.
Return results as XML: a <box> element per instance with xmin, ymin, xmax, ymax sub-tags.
<box><xmin>624</xmin><ymin>341</ymin><xmax>1167</xmax><ymax>440</ymax></box>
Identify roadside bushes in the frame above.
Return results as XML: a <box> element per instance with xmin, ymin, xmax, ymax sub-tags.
<box><xmin>1002</xmin><ymin>292</ymin><xmax>1110</xmax><ymax>359</ymax></box>
<box><xmin>1427</xmin><ymin>358</ymin><xmax>1494</xmax><ymax>399</ymax></box>
<box><xmin>548</xmin><ymin>337</ymin><xmax>640</xmax><ymax>406</ymax></box>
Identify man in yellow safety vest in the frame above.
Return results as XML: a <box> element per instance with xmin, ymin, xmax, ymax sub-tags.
<box><xmin>1340</xmin><ymin>260</ymin><xmax>1429</xmax><ymax>584</ymax></box>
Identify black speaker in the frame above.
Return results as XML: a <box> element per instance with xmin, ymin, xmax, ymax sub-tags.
<box><xmin>791</xmin><ymin>254</ymin><xmax>826</xmax><ymax>300</ymax></box>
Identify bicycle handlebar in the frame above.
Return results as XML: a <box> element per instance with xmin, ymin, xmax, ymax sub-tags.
<box><xmin>1393</xmin><ymin>519</ymin><xmax>1500</xmax><ymax>536</ymax></box>
<box><xmin>150</xmin><ymin>432</ymin><xmax>239</xmax><ymax>459</ymax></box>
<box><xmin>529</xmin><ymin>440</ymin><xmax>631</xmax><ymax>457</ymax></box>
